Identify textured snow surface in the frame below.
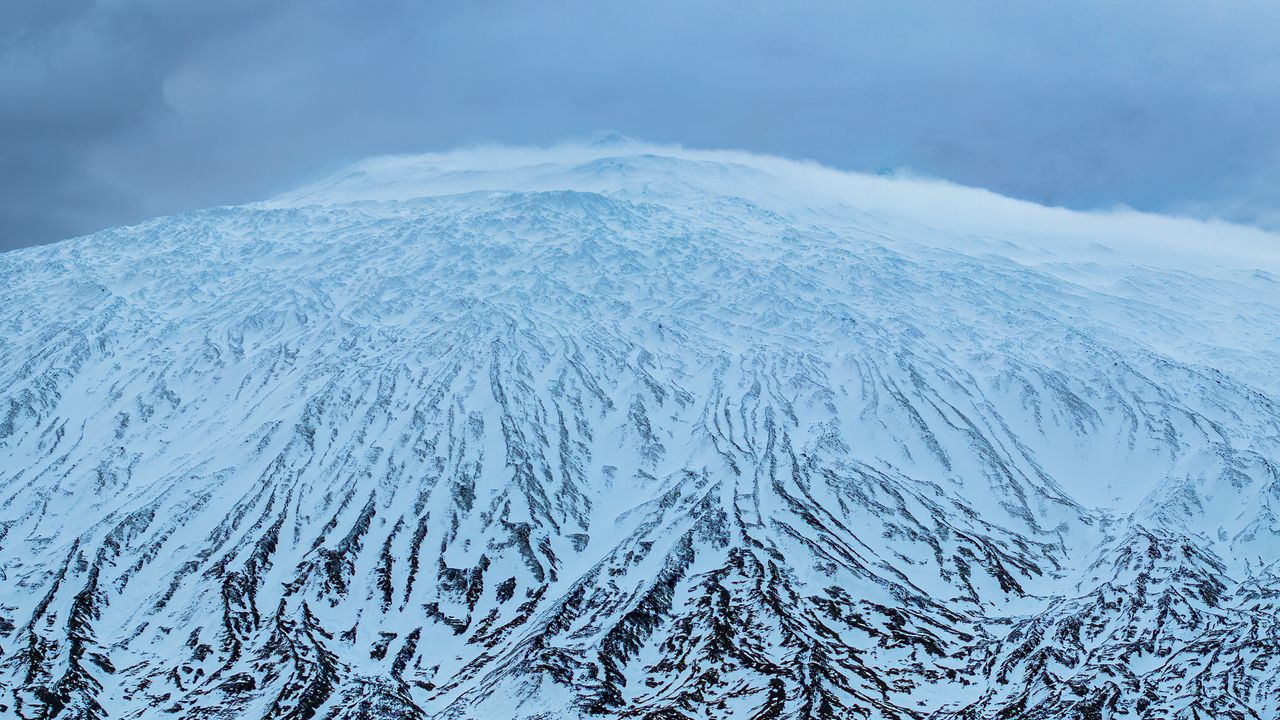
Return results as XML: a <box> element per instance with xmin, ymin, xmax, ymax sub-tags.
<box><xmin>2</xmin><ymin>139</ymin><xmax>1280</xmax><ymax>719</ymax></box>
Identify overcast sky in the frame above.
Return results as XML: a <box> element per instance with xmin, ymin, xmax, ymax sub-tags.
<box><xmin>2</xmin><ymin>0</ymin><xmax>1278</xmax><ymax>251</ymax></box>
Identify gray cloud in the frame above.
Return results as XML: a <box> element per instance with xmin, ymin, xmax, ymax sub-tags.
<box><xmin>3</xmin><ymin>0</ymin><xmax>1278</xmax><ymax>250</ymax></box>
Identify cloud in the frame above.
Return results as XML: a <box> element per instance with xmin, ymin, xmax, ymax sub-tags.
<box><xmin>2</xmin><ymin>0</ymin><xmax>1279</xmax><ymax>250</ymax></box>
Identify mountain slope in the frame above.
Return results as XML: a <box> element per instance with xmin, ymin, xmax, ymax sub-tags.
<box><xmin>1</xmin><ymin>141</ymin><xmax>1279</xmax><ymax>719</ymax></box>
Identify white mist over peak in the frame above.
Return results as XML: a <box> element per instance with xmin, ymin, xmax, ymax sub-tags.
<box><xmin>271</xmin><ymin>139</ymin><xmax>1280</xmax><ymax>273</ymax></box>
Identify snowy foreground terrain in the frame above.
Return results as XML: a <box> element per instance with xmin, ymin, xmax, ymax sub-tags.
<box><xmin>3</xmin><ymin>139</ymin><xmax>1280</xmax><ymax>720</ymax></box>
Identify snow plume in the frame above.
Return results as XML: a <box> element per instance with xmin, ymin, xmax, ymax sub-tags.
<box><xmin>275</xmin><ymin>137</ymin><xmax>1280</xmax><ymax>273</ymax></box>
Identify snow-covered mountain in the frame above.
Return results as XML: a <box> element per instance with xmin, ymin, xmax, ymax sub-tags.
<box><xmin>2</xmin><ymin>139</ymin><xmax>1279</xmax><ymax>720</ymax></box>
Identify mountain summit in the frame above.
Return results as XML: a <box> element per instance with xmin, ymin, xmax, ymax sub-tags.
<box><xmin>2</xmin><ymin>143</ymin><xmax>1279</xmax><ymax>719</ymax></box>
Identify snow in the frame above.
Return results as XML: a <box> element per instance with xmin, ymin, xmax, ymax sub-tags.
<box><xmin>1</xmin><ymin>139</ymin><xmax>1279</xmax><ymax>719</ymax></box>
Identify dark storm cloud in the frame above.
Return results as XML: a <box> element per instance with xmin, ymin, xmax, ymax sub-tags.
<box><xmin>2</xmin><ymin>0</ymin><xmax>1278</xmax><ymax>250</ymax></box>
